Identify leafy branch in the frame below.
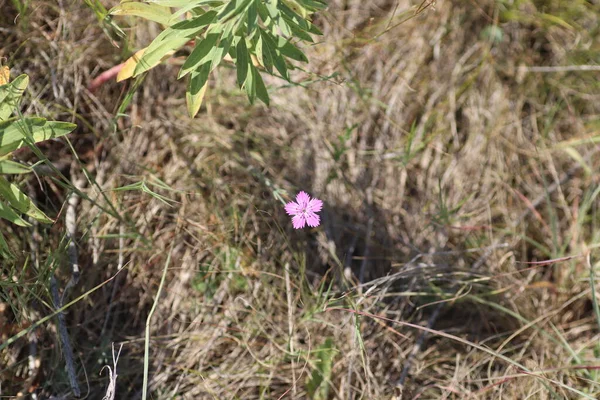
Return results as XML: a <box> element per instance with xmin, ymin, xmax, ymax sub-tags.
<box><xmin>110</xmin><ymin>0</ymin><xmax>326</xmax><ymax>117</ymax></box>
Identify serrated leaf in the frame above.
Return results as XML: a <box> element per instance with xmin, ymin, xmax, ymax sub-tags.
<box><xmin>179</xmin><ymin>32</ymin><xmax>221</xmax><ymax>78</ymax></box>
<box><xmin>0</xmin><ymin>160</ymin><xmax>31</xmax><ymax>174</ymax></box>
<box><xmin>0</xmin><ymin>74</ymin><xmax>29</xmax><ymax>121</ymax></box>
<box><xmin>0</xmin><ymin>118</ymin><xmax>76</xmax><ymax>157</ymax></box>
<box><xmin>236</xmin><ymin>38</ymin><xmax>249</xmax><ymax>87</ymax></box>
<box><xmin>186</xmin><ymin>63</ymin><xmax>211</xmax><ymax>117</ymax></box>
<box><xmin>109</xmin><ymin>2</ymin><xmax>173</xmax><ymax>26</ymax></box>
<box><xmin>0</xmin><ymin>176</ymin><xmax>52</xmax><ymax>223</ymax></box>
<box><xmin>133</xmin><ymin>11</ymin><xmax>218</xmax><ymax>77</ymax></box>
<box><xmin>0</xmin><ymin>200</ymin><xmax>30</xmax><ymax>226</ymax></box>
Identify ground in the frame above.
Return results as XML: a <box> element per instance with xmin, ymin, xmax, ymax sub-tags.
<box><xmin>1</xmin><ymin>0</ymin><xmax>600</xmax><ymax>399</ymax></box>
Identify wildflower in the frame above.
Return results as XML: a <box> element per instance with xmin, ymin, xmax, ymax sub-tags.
<box><xmin>284</xmin><ymin>191</ymin><xmax>323</xmax><ymax>229</ymax></box>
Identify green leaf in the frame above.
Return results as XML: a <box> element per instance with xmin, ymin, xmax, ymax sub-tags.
<box><xmin>245</xmin><ymin>62</ymin><xmax>255</xmax><ymax>104</ymax></box>
<box><xmin>276</xmin><ymin>15</ymin><xmax>292</xmax><ymax>36</ymax></box>
<box><xmin>252</xmin><ymin>64</ymin><xmax>269</xmax><ymax>106</ymax></box>
<box><xmin>236</xmin><ymin>38</ymin><xmax>249</xmax><ymax>87</ymax></box>
<box><xmin>133</xmin><ymin>11</ymin><xmax>218</xmax><ymax>77</ymax></box>
<box><xmin>282</xmin><ymin>16</ymin><xmax>314</xmax><ymax>41</ymax></box>
<box><xmin>0</xmin><ymin>176</ymin><xmax>53</xmax><ymax>223</ymax></box>
<box><xmin>0</xmin><ymin>229</ymin><xmax>13</xmax><ymax>259</ymax></box>
<box><xmin>296</xmin><ymin>0</ymin><xmax>327</xmax><ymax>11</ymax></box>
<box><xmin>109</xmin><ymin>2</ymin><xmax>173</xmax><ymax>25</ymax></box>
<box><xmin>247</xmin><ymin>1</ymin><xmax>258</xmax><ymax>34</ymax></box>
<box><xmin>265</xmin><ymin>0</ymin><xmax>279</xmax><ymax>18</ymax></box>
<box><xmin>0</xmin><ymin>118</ymin><xmax>76</xmax><ymax>157</ymax></box>
<box><xmin>179</xmin><ymin>32</ymin><xmax>221</xmax><ymax>78</ymax></box>
<box><xmin>209</xmin><ymin>35</ymin><xmax>232</xmax><ymax>72</ymax></box>
<box><xmin>255</xmin><ymin>34</ymin><xmax>265</xmax><ymax>68</ymax></box>
<box><xmin>0</xmin><ymin>159</ymin><xmax>31</xmax><ymax>174</ymax></box>
<box><xmin>0</xmin><ymin>74</ymin><xmax>28</xmax><ymax>121</ymax></box>
<box><xmin>186</xmin><ymin>63</ymin><xmax>211</xmax><ymax>117</ymax></box>
<box><xmin>260</xmin><ymin>30</ymin><xmax>289</xmax><ymax>80</ymax></box>
<box><xmin>0</xmin><ymin>199</ymin><xmax>30</xmax><ymax>226</ymax></box>
<box><xmin>218</xmin><ymin>0</ymin><xmax>253</xmax><ymax>22</ymax></box>
<box><xmin>278</xmin><ymin>38</ymin><xmax>308</xmax><ymax>62</ymax></box>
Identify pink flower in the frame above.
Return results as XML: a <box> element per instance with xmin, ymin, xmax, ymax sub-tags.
<box><xmin>284</xmin><ymin>191</ymin><xmax>323</xmax><ymax>229</ymax></box>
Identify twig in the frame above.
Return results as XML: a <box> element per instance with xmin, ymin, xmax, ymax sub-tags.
<box><xmin>284</xmin><ymin>263</ymin><xmax>297</xmax><ymax>396</ymax></box>
<box><xmin>61</xmin><ymin>178</ymin><xmax>84</xmax><ymax>305</ymax></box>
<box><xmin>50</xmin><ymin>276</ymin><xmax>80</xmax><ymax>397</ymax></box>
<box><xmin>50</xmin><ymin>178</ymin><xmax>85</xmax><ymax>398</ymax></box>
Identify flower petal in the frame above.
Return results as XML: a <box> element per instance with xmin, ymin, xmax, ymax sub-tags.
<box><xmin>307</xmin><ymin>198</ymin><xmax>323</xmax><ymax>213</ymax></box>
<box><xmin>284</xmin><ymin>201</ymin><xmax>301</xmax><ymax>215</ymax></box>
<box><xmin>296</xmin><ymin>191</ymin><xmax>310</xmax><ymax>208</ymax></box>
<box><xmin>305</xmin><ymin>212</ymin><xmax>320</xmax><ymax>227</ymax></box>
<box><xmin>292</xmin><ymin>214</ymin><xmax>306</xmax><ymax>229</ymax></box>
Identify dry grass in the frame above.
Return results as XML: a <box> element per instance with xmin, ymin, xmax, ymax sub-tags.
<box><xmin>1</xmin><ymin>0</ymin><xmax>600</xmax><ymax>398</ymax></box>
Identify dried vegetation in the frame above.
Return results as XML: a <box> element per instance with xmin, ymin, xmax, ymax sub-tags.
<box><xmin>1</xmin><ymin>0</ymin><xmax>600</xmax><ymax>398</ymax></box>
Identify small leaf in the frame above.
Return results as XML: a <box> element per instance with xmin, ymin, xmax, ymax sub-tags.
<box><xmin>218</xmin><ymin>0</ymin><xmax>253</xmax><ymax>22</ymax></box>
<box><xmin>245</xmin><ymin>62</ymin><xmax>255</xmax><ymax>103</ymax></box>
<box><xmin>236</xmin><ymin>38</ymin><xmax>249</xmax><ymax>87</ymax></box>
<box><xmin>133</xmin><ymin>11</ymin><xmax>218</xmax><ymax>77</ymax></box>
<box><xmin>209</xmin><ymin>36</ymin><xmax>231</xmax><ymax>71</ymax></box>
<box><xmin>116</xmin><ymin>48</ymin><xmax>147</xmax><ymax>82</ymax></box>
<box><xmin>0</xmin><ymin>176</ymin><xmax>53</xmax><ymax>223</ymax></box>
<box><xmin>0</xmin><ymin>160</ymin><xmax>31</xmax><ymax>174</ymax></box>
<box><xmin>278</xmin><ymin>38</ymin><xmax>308</xmax><ymax>62</ymax></box>
<box><xmin>0</xmin><ymin>118</ymin><xmax>76</xmax><ymax>157</ymax></box>
<box><xmin>260</xmin><ymin>30</ymin><xmax>289</xmax><ymax>80</ymax></box>
<box><xmin>109</xmin><ymin>2</ymin><xmax>173</xmax><ymax>26</ymax></box>
<box><xmin>265</xmin><ymin>0</ymin><xmax>279</xmax><ymax>18</ymax></box>
<box><xmin>179</xmin><ymin>32</ymin><xmax>221</xmax><ymax>78</ymax></box>
<box><xmin>0</xmin><ymin>74</ymin><xmax>29</xmax><ymax>121</ymax></box>
<box><xmin>252</xmin><ymin>64</ymin><xmax>269</xmax><ymax>106</ymax></box>
<box><xmin>0</xmin><ymin>229</ymin><xmax>13</xmax><ymax>259</ymax></box>
<box><xmin>247</xmin><ymin>2</ymin><xmax>258</xmax><ymax>34</ymax></box>
<box><xmin>0</xmin><ymin>199</ymin><xmax>30</xmax><ymax>226</ymax></box>
<box><xmin>0</xmin><ymin>66</ymin><xmax>9</xmax><ymax>85</ymax></box>
<box><xmin>186</xmin><ymin>63</ymin><xmax>211</xmax><ymax>117</ymax></box>
<box><xmin>255</xmin><ymin>35</ymin><xmax>265</xmax><ymax>67</ymax></box>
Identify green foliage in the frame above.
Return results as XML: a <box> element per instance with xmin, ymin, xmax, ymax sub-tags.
<box><xmin>0</xmin><ymin>70</ymin><xmax>76</xmax><ymax>257</ymax></box>
<box><xmin>109</xmin><ymin>0</ymin><xmax>326</xmax><ymax>117</ymax></box>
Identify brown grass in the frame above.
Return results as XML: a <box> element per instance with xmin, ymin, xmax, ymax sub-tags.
<box><xmin>1</xmin><ymin>0</ymin><xmax>600</xmax><ymax>398</ymax></box>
